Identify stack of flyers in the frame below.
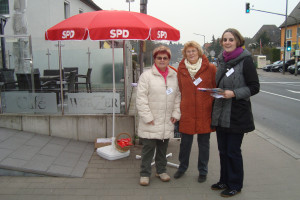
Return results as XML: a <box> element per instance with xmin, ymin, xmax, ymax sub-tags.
<box><xmin>197</xmin><ymin>88</ymin><xmax>223</xmax><ymax>93</ymax></box>
<box><xmin>197</xmin><ymin>88</ymin><xmax>224</xmax><ymax>98</ymax></box>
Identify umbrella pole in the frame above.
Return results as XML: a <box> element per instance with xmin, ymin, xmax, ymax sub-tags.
<box><xmin>87</xmin><ymin>47</ymin><xmax>91</xmax><ymax>69</ymax></box>
<box><xmin>58</xmin><ymin>41</ymin><xmax>64</xmax><ymax>115</ymax></box>
<box><xmin>96</xmin><ymin>41</ymin><xmax>130</xmax><ymax>160</ymax></box>
<box><xmin>112</xmin><ymin>41</ymin><xmax>115</xmax><ymax>139</ymax></box>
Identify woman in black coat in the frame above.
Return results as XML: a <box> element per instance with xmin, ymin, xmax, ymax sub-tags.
<box><xmin>211</xmin><ymin>28</ymin><xmax>260</xmax><ymax>198</ymax></box>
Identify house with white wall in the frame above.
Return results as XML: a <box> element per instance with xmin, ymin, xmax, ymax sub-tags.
<box><xmin>3</xmin><ymin>0</ymin><xmax>102</xmax><ymax>70</ymax></box>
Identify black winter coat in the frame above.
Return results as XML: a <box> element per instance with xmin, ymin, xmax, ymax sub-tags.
<box><xmin>211</xmin><ymin>49</ymin><xmax>260</xmax><ymax>133</ymax></box>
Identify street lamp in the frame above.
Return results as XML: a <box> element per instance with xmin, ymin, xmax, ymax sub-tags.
<box><xmin>194</xmin><ymin>33</ymin><xmax>206</xmax><ymax>53</ymax></box>
<box><xmin>126</xmin><ymin>0</ymin><xmax>135</xmax><ymax>11</ymax></box>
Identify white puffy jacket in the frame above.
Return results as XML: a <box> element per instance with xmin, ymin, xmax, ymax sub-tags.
<box><xmin>136</xmin><ymin>65</ymin><xmax>181</xmax><ymax>140</ymax></box>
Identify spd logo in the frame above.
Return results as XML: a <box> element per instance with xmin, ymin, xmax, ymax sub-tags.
<box><xmin>62</xmin><ymin>30</ymin><xmax>75</xmax><ymax>39</ymax></box>
<box><xmin>110</xmin><ymin>29</ymin><xmax>130</xmax><ymax>38</ymax></box>
<box><xmin>157</xmin><ymin>31</ymin><xmax>167</xmax><ymax>39</ymax></box>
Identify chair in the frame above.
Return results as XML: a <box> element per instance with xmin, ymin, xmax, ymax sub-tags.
<box><xmin>0</xmin><ymin>69</ymin><xmax>18</xmax><ymax>91</ymax></box>
<box><xmin>64</xmin><ymin>67</ymin><xmax>78</xmax><ymax>75</ymax></box>
<box><xmin>75</xmin><ymin>68</ymin><xmax>92</xmax><ymax>93</ymax></box>
<box><xmin>67</xmin><ymin>71</ymin><xmax>76</xmax><ymax>93</ymax></box>
<box><xmin>41</xmin><ymin>69</ymin><xmax>63</xmax><ymax>90</ymax></box>
<box><xmin>64</xmin><ymin>67</ymin><xmax>79</xmax><ymax>92</ymax></box>
<box><xmin>16</xmin><ymin>72</ymin><xmax>42</xmax><ymax>91</ymax></box>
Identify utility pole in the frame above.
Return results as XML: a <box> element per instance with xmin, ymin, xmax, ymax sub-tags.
<box><xmin>139</xmin><ymin>0</ymin><xmax>147</xmax><ymax>75</ymax></box>
<box><xmin>282</xmin><ymin>0</ymin><xmax>288</xmax><ymax>75</ymax></box>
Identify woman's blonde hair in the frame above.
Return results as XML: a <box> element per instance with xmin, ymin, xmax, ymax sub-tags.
<box><xmin>152</xmin><ymin>45</ymin><xmax>172</xmax><ymax>59</ymax></box>
<box><xmin>182</xmin><ymin>41</ymin><xmax>203</xmax><ymax>59</ymax></box>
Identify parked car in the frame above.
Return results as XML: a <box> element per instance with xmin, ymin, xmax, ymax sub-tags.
<box><xmin>262</xmin><ymin>60</ymin><xmax>282</xmax><ymax>72</ymax></box>
<box><xmin>271</xmin><ymin>59</ymin><xmax>295</xmax><ymax>72</ymax></box>
<box><xmin>287</xmin><ymin>61</ymin><xmax>300</xmax><ymax>74</ymax></box>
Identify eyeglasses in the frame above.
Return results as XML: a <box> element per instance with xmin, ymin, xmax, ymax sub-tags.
<box><xmin>223</xmin><ymin>38</ymin><xmax>235</xmax><ymax>42</ymax></box>
<box><xmin>156</xmin><ymin>56</ymin><xmax>169</xmax><ymax>61</ymax></box>
<box><xmin>186</xmin><ymin>50</ymin><xmax>197</xmax><ymax>54</ymax></box>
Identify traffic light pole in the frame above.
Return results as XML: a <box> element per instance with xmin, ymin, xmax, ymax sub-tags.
<box><xmin>283</xmin><ymin>0</ymin><xmax>288</xmax><ymax>75</ymax></box>
<box><xmin>139</xmin><ymin>0</ymin><xmax>148</xmax><ymax>75</ymax></box>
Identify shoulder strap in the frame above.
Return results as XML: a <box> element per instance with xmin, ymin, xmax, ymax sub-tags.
<box><xmin>169</xmin><ymin>65</ymin><xmax>177</xmax><ymax>73</ymax></box>
<box><xmin>216</xmin><ymin>71</ymin><xmax>226</xmax><ymax>87</ymax></box>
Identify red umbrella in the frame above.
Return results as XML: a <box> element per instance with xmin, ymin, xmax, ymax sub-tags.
<box><xmin>45</xmin><ymin>10</ymin><xmax>180</xmax><ymax>159</ymax></box>
<box><xmin>45</xmin><ymin>10</ymin><xmax>180</xmax><ymax>41</ymax></box>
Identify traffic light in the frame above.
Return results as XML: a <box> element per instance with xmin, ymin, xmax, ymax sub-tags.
<box><xmin>287</xmin><ymin>41</ymin><xmax>292</xmax><ymax>51</ymax></box>
<box><xmin>246</xmin><ymin>3</ymin><xmax>250</xmax><ymax>13</ymax></box>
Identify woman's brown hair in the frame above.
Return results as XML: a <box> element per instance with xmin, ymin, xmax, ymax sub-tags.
<box><xmin>220</xmin><ymin>28</ymin><xmax>245</xmax><ymax>47</ymax></box>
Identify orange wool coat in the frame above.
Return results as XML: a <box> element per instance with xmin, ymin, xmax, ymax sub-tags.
<box><xmin>177</xmin><ymin>55</ymin><xmax>217</xmax><ymax>134</ymax></box>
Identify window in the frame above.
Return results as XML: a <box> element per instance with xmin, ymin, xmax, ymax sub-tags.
<box><xmin>79</xmin><ymin>8</ymin><xmax>84</xmax><ymax>14</ymax></box>
<box><xmin>286</xmin><ymin>29</ymin><xmax>292</xmax><ymax>39</ymax></box>
<box><xmin>64</xmin><ymin>1</ymin><xmax>70</xmax><ymax>19</ymax></box>
<box><xmin>298</xmin><ymin>27</ymin><xmax>300</xmax><ymax>38</ymax></box>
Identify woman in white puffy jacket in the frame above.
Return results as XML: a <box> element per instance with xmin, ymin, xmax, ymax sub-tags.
<box><xmin>136</xmin><ymin>45</ymin><xmax>181</xmax><ymax>186</ymax></box>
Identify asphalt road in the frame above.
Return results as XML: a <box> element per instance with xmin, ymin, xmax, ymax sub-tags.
<box><xmin>252</xmin><ymin>69</ymin><xmax>300</xmax><ymax>157</ymax></box>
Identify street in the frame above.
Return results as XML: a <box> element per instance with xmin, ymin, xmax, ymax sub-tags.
<box><xmin>252</xmin><ymin>69</ymin><xmax>300</xmax><ymax>158</ymax></box>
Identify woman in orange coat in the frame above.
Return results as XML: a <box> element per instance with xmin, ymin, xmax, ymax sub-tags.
<box><xmin>174</xmin><ymin>41</ymin><xmax>216</xmax><ymax>182</ymax></box>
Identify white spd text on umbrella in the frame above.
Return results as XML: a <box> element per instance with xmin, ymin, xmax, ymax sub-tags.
<box><xmin>62</xmin><ymin>30</ymin><xmax>75</xmax><ymax>39</ymax></box>
<box><xmin>157</xmin><ymin>31</ymin><xmax>167</xmax><ymax>39</ymax></box>
<box><xmin>110</xmin><ymin>29</ymin><xmax>129</xmax><ymax>38</ymax></box>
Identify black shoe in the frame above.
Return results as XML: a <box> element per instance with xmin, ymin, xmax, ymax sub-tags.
<box><xmin>198</xmin><ymin>175</ymin><xmax>207</xmax><ymax>183</ymax></box>
<box><xmin>211</xmin><ymin>182</ymin><xmax>228</xmax><ymax>190</ymax></box>
<box><xmin>220</xmin><ymin>189</ymin><xmax>241</xmax><ymax>197</ymax></box>
<box><xmin>173</xmin><ymin>170</ymin><xmax>185</xmax><ymax>179</ymax></box>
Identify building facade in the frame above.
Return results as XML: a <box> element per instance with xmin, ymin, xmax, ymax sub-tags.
<box><xmin>279</xmin><ymin>1</ymin><xmax>300</xmax><ymax>60</ymax></box>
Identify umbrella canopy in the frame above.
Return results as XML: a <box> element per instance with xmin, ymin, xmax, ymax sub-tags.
<box><xmin>45</xmin><ymin>10</ymin><xmax>180</xmax><ymax>41</ymax></box>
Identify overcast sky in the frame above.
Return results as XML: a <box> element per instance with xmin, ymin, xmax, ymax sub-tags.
<box><xmin>93</xmin><ymin>0</ymin><xmax>299</xmax><ymax>45</ymax></box>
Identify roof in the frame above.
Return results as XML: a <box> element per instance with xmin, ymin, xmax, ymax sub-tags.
<box><xmin>251</xmin><ymin>25</ymin><xmax>280</xmax><ymax>44</ymax></box>
<box><xmin>279</xmin><ymin>1</ymin><xmax>300</xmax><ymax>28</ymax></box>
<box><xmin>80</xmin><ymin>0</ymin><xmax>102</xmax><ymax>11</ymax></box>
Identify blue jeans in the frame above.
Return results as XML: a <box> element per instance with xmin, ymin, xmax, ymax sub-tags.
<box><xmin>216</xmin><ymin>130</ymin><xmax>244</xmax><ymax>190</ymax></box>
<box><xmin>178</xmin><ymin>133</ymin><xmax>211</xmax><ymax>175</ymax></box>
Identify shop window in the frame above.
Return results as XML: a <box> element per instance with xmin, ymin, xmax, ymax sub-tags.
<box><xmin>64</xmin><ymin>1</ymin><xmax>70</xmax><ymax>19</ymax></box>
<box><xmin>286</xmin><ymin>29</ymin><xmax>292</xmax><ymax>39</ymax></box>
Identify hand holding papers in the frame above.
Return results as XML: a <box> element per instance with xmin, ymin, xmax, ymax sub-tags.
<box><xmin>197</xmin><ymin>88</ymin><xmax>224</xmax><ymax>98</ymax></box>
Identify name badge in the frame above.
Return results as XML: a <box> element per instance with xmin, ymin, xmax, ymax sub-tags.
<box><xmin>193</xmin><ymin>77</ymin><xmax>202</xmax><ymax>86</ymax></box>
<box><xmin>166</xmin><ymin>87</ymin><xmax>173</xmax><ymax>95</ymax></box>
<box><xmin>226</xmin><ymin>68</ymin><xmax>234</xmax><ymax>77</ymax></box>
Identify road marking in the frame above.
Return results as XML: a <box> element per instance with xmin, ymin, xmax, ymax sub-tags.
<box><xmin>287</xmin><ymin>90</ymin><xmax>300</xmax><ymax>94</ymax></box>
<box><xmin>260</xmin><ymin>90</ymin><xmax>300</xmax><ymax>102</ymax></box>
<box><xmin>260</xmin><ymin>82</ymin><xmax>300</xmax><ymax>83</ymax></box>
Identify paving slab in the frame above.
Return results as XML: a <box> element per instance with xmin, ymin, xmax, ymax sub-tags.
<box><xmin>0</xmin><ymin>128</ymin><xmax>94</xmax><ymax>178</ymax></box>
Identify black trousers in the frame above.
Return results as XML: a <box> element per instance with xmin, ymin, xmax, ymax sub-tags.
<box><xmin>178</xmin><ymin>133</ymin><xmax>210</xmax><ymax>175</ymax></box>
<box><xmin>216</xmin><ymin>130</ymin><xmax>244</xmax><ymax>191</ymax></box>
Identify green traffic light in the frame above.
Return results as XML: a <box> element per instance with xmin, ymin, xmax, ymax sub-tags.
<box><xmin>287</xmin><ymin>41</ymin><xmax>292</xmax><ymax>51</ymax></box>
<box><xmin>246</xmin><ymin>3</ymin><xmax>250</xmax><ymax>13</ymax></box>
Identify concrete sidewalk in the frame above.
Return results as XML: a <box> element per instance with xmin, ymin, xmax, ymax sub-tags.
<box><xmin>0</xmin><ymin>129</ymin><xmax>300</xmax><ymax>200</ymax></box>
